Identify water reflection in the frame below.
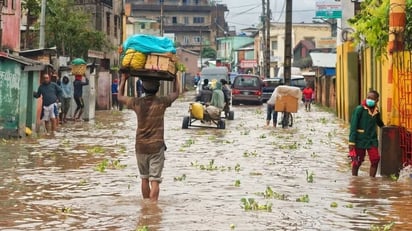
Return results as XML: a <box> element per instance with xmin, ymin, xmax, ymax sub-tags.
<box><xmin>136</xmin><ymin>200</ymin><xmax>163</xmax><ymax>230</ymax></box>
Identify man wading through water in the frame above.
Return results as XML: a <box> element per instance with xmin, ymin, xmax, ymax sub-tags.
<box><xmin>117</xmin><ymin>74</ymin><xmax>180</xmax><ymax>201</ymax></box>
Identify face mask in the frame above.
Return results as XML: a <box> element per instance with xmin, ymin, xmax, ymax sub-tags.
<box><xmin>366</xmin><ymin>99</ymin><xmax>376</xmax><ymax>107</ymax></box>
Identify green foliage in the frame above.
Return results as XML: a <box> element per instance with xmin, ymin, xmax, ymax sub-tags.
<box><xmin>240</xmin><ymin>198</ymin><xmax>272</xmax><ymax>212</ymax></box>
<box><xmin>45</xmin><ymin>0</ymin><xmax>112</xmax><ymax>58</ymax></box>
<box><xmin>201</xmin><ymin>46</ymin><xmax>217</xmax><ymax>59</ymax></box>
<box><xmin>348</xmin><ymin>0</ymin><xmax>390</xmax><ymax>57</ymax></box>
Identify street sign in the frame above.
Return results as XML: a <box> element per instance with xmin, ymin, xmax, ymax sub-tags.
<box><xmin>315</xmin><ymin>1</ymin><xmax>342</xmax><ymax>19</ymax></box>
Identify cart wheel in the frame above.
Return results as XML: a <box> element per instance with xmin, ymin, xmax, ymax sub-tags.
<box><xmin>228</xmin><ymin>111</ymin><xmax>234</xmax><ymax>120</ymax></box>
<box><xmin>182</xmin><ymin>116</ymin><xmax>190</xmax><ymax>129</ymax></box>
<box><xmin>218</xmin><ymin>120</ymin><xmax>226</xmax><ymax>129</ymax></box>
<box><xmin>288</xmin><ymin>113</ymin><xmax>293</xmax><ymax>127</ymax></box>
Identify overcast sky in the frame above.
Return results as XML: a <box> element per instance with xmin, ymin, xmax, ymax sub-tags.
<box><xmin>221</xmin><ymin>0</ymin><xmax>318</xmax><ymax>32</ymax></box>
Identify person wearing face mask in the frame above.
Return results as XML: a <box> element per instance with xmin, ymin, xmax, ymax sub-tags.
<box><xmin>348</xmin><ymin>90</ymin><xmax>385</xmax><ymax>177</ymax></box>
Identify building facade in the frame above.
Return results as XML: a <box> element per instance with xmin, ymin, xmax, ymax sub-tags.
<box><xmin>1</xmin><ymin>0</ymin><xmax>22</xmax><ymax>51</ymax></box>
<box><xmin>256</xmin><ymin>22</ymin><xmax>332</xmax><ymax>78</ymax></box>
<box><xmin>126</xmin><ymin>0</ymin><xmax>229</xmax><ymax>53</ymax></box>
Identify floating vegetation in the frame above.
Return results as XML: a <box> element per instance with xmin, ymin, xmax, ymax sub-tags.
<box><xmin>306</xmin><ymin>170</ymin><xmax>314</xmax><ymax>183</ymax></box>
<box><xmin>58</xmin><ymin>206</ymin><xmax>72</xmax><ymax>214</ymax></box>
<box><xmin>249</xmin><ymin>172</ymin><xmax>262</xmax><ymax>176</ymax></box>
<box><xmin>243</xmin><ymin>150</ymin><xmax>258</xmax><ymax>157</ymax></box>
<box><xmin>259</xmin><ymin>134</ymin><xmax>267</xmax><ymax>139</ymax></box>
<box><xmin>94</xmin><ymin>159</ymin><xmax>127</xmax><ymax>172</ymax></box>
<box><xmin>182</xmin><ymin>139</ymin><xmax>195</xmax><ymax>147</ymax></box>
<box><xmin>256</xmin><ymin>186</ymin><xmax>288</xmax><ymax>200</ymax></box>
<box><xmin>234</xmin><ymin>180</ymin><xmax>241</xmax><ymax>187</ymax></box>
<box><xmin>136</xmin><ymin>226</ymin><xmax>149</xmax><ymax>231</ymax></box>
<box><xmin>174</xmin><ymin>174</ymin><xmax>186</xmax><ymax>181</ymax></box>
<box><xmin>344</xmin><ymin>203</ymin><xmax>353</xmax><ymax>208</ymax></box>
<box><xmin>240</xmin><ymin>129</ymin><xmax>250</xmax><ymax>135</ymax></box>
<box><xmin>319</xmin><ymin>117</ymin><xmax>328</xmax><ymax>124</ymax></box>
<box><xmin>87</xmin><ymin>145</ymin><xmax>105</xmax><ymax>154</ymax></box>
<box><xmin>234</xmin><ymin>163</ymin><xmax>241</xmax><ymax>172</ymax></box>
<box><xmin>370</xmin><ymin>222</ymin><xmax>395</xmax><ymax>231</ymax></box>
<box><xmin>330</xmin><ymin>202</ymin><xmax>338</xmax><ymax>208</ymax></box>
<box><xmin>255</xmin><ymin>109</ymin><xmax>263</xmax><ymax>115</ymax></box>
<box><xmin>118</xmin><ymin>145</ymin><xmax>127</xmax><ymax>153</ymax></box>
<box><xmin>240</xmin><ymin>198</ymin><xmax>272</xmax><ymax>212</ymax></box>
<box><xmin>208</xmin><ymin>136</ymin><xmax>217</xmax><ymax>140</ymax></box>
<box><xmin>296</xmin><ymin>194</ymin><xmax>310</xmax><ymax>203</ymax></box>
<box><xmin>310</xmin><ymin>152</ymin><xmax>319</xmax><ymax>158</ymax></box>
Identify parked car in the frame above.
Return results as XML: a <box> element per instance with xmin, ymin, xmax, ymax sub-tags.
<box><xmin>289</xmin><ymin>76</ymin><xmax>306</xmax><ymax>90</ymax></box>
<box><xmin>231</xmin><ymin>74</ymin><xmax>264</xmax><ymax>105</ymax></box>
<box><xmin>261</xmin><ymin>78</ymin><xmax>283</xmax><ymax>103</ymax></box>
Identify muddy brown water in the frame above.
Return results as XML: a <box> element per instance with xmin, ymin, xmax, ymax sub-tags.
<box><xmin>0</xmin><ymin>91</ymin><xmax>411</xmax><ymax>231</ymax></box>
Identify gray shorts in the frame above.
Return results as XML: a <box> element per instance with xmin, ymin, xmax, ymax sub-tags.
<box><xmin>136</xmin><ymin>146</ymin><xmax>165</xmax><ymax>182</ymax></box>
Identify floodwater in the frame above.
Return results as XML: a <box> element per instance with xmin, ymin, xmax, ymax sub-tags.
<box><xmin>1</xmin><ymin>91</ymin><xmax>411</xmax><ymax>231</ymax></box>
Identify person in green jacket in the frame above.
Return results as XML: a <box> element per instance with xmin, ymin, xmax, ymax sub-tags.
<box><xmin>349</xmin><ymin>90</ymin><xmax>385</xmax><ymax>177</ymax></box>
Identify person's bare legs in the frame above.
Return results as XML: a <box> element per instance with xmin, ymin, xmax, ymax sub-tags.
<box><xmin>352</xmin><ymin>165</ymin><xmax>360</xmax><ymax>176</ymax></box>
<box><xmin>141</xmin><ymin>178</ymin><xmax>150</xmax><ymax>199</ymax></box>
<box><xmin>76</xmin><ymin>109</ymin><xmax>84</xmax><ymax>120</ymax></box>
<box><xmin>370</xmin><ymin>163</ymin><xmax>378</xmax><ymax>177</ymax></box>
<box><xmin>44</xmin><ymin>121</ymin><xmax>51</xmax><ymax>133</ymax></box>
<box><xmin>50</xmin><ymin>118</ymin><xmax>56</xmax><ymax>132</ymax></box>
<box><xmin>149</xmin><ymin>181</ymin><xmax>160</xmax><ymax>201</ymax></box>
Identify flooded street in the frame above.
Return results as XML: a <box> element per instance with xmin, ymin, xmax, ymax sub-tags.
<box><xmin>1</xmin><ymin>90</ymin><xmax>412</xmax><ymax>231</ymax></box>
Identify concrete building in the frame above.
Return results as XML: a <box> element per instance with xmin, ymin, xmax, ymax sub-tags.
<box><xmin>1</xmin><ymin>0</ymin><xmax>22</xmax><ymax>51</ymax></box>
<box><xmin>256</xmin><ymin>22</ymin><xmax>332</xmax><ymax>78</ymax></box>
<box><xmin>126</xmin><ymin>0</ymin><xmax>229</xmax><ymax>53</ymax></box>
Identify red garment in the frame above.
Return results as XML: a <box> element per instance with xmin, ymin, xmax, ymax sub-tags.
<box><xmin>302</xmin><ymin>87</ymin><xmax>313</xmax><ymax>100</ymax></box>
<box><xmin>75</xmin><ymin>75</ymin><xmax>83</xmax><ymax>81</ymax></box>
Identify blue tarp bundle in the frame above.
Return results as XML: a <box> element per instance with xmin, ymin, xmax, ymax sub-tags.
<box><xmin>122</xmin><ymin>34</ymin><xmax>176</xmax><ymax>54</ymax></box>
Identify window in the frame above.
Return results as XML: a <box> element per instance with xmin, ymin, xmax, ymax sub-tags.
<box><xmin>172</xmin><ymin>16</ymin><xmax>177</xmax><ymax>24</ymax></box>
<box><xmin>106</xmin><ymin>12</ymin><xmax>111</xmax><ymax>36</ymax></box>
<box><xmin>193</xmin><ymin>36</ymin><xmax>203</xmax><ymax>44</ymax></box>
<box><xmin>114</xmin><ymin>15</ymin><xmax>119</xmax><ymax>38</ymax></box>
<box><xmin>12</xmin><ymin>0</ymin><xmax>16</xmax><ymax>9</ymax></box>
<box><xmin>182</xmin><ymin>0</ymin><xmax>189</xmax><ymax>5</ymax></box>
<box><xmin>183</xmin><ymin>36</ymin><xmax>190</xmax><ymax>45</ymax></box>
<box><xmin>271</xmin><ymin>39</ymin><xmax>278</xmax><ymax>50</ymax></box>
<box><xmin>184</xmin><ymin>16</ymin><xmax>189</xmax><ymax>24</ymax></box>
<box><xmin>193</xmin><ymin>17</ymin><xmax>204</xmax><ymax>24</ymax></box>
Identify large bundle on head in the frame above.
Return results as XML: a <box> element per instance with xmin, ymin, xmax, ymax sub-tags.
<box><xmin>71</xmin><ymin>58</ymin><xmax>87</xmax><ymax>75</ymax></box>
<box><xmin>120</xmin><ymin>34</ymin><xmax>178</xmax><ymax>73</ymax></box>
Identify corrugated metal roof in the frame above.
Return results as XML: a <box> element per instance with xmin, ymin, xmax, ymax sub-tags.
<box><xmin>309</xmin><ymin>52</ymin><xmax>336</xmax><ymax>68</ymax></box>
<box><xmin>0</xmin><ymin>52</ymin><xmax>51</xmax><ymax>70</ymax></box>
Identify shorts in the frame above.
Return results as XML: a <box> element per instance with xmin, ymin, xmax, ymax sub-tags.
<box><xmin>62</xmin><ymin>98</ymin><xmax>71</xmax><ymax>113</ymax></box>
<box><xmin>136</xmin><ymin>146</ymin><xmax>165</xmax><ymax>182</ymax></box>
<box><xmin>42</xmin><ymin>103</ymin><xmax>56</xmax><ymax>121</ymax></box>
<box><xmin>354</xmin><ymin>146</ymin><xmax>380</xmax><ymax>165</ymax></box>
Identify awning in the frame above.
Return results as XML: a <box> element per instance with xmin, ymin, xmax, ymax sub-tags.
<box><xmin>240</xmin><ymin>60</ymin><xmax>257</xmax><ymax>68</ymax></box>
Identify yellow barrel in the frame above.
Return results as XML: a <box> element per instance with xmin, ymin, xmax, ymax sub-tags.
<box><xmin>190</xmin><ymin>102</ymin><xmax>204</xmax><ymax>120</ymax></box>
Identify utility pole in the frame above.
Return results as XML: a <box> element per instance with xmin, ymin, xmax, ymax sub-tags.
<box><xmin>39</xmin><ymin>0</ymin><xmax>46</xmax><ymax>48</ymax></box>
<box><xmin>261</xmin><ymin>0</ymin><xmax>266</xmax><ymax>77</ymax></box>
<box><xmin>0</xmin><ymin>0</ymin><xmax>3</xmax><ymax>48</ymax></box>
<box><xmin>284</xmin><ymin>0</ymin><xmax>292</xmax><ymax>85</ymax></box>
<box><xmin>266</xmin><ymin>0</ymin><xmax>271</xmax><ymax>78</ymax></box>
<box><xmin>160</xmin><ymin>0</ymin><xmax>164</xmax><ymax>36</ymax></box>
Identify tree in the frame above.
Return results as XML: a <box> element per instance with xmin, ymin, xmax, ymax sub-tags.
<box><xmin>21</xmin><ymin>0</ymin><xmax>41</xmax><ymax>49</ymax></box>
<box><xmin>348</xmin><ymin>0</ymin><xmax>412</xmax><ymax>57</ymax></box>
<box><xmin>201</xmin><ymin>46</ymin><xmax>216</xmax><ymax>59</ymax></box>
<box><xmin>45</xmin><ymin>0</ymin><xmax>112</xmax><ymax>58</ymax></box>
